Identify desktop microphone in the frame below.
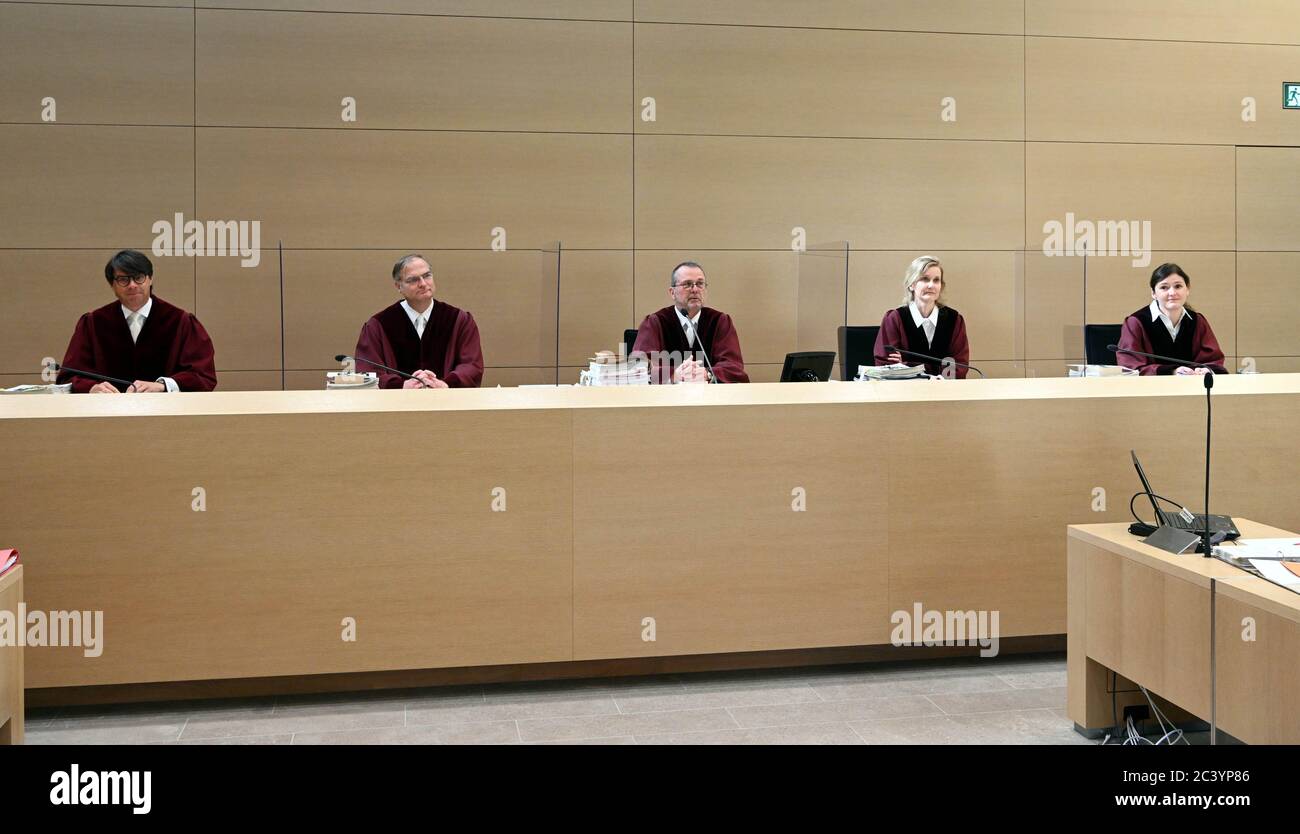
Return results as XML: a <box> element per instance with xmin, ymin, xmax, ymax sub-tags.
<box><xmin>1107</xmin><ymin>345</ymin><xmax>1217</xmax><ymax>374</ymax></box>
<box><xmin>883</xmin><ymin>346</ymin><xmax>985</xmax><ymax>378</ymax></box>
<box><xmin>1109</xmin><ymin>344</ymin><xmax>1217</xmax><ymax>557</ymax></box>
<box><xmin>682</xmin><ymin>317</ymin><xmax>720</xmax><ymax>384</ymax></box>
<box><xmin>52</xmin><ymin>364</ymin><xmax>136</xmax><ymax>390</ymax></box>
<box><xmin>334</xmin><ymin>354</ymin><xmax>428</xmax><ymax>388</ymax></box>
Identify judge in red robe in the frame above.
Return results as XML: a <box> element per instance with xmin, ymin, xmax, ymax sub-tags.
<box><xmin>632</xmin><ymin>261</ymin><xmax>749</xmax><ymax>384</ymax></box>
<box><xmin>873</xmin><ymin>256</ymin><xmax>970</xmax><ymax>378</ymax></box>
<box><xmin>354</xmin><ymin>254</ymin><xmax>484</xmax><ymax>389</ymax></box>
<box><xmin>1118</xmin><ymin>262</ymin><xmax>1226</xmax><ymax>376</ymax></box>
<box><xmin>58</xmin><ymin>249</ymin><xmax>218</xmax><ymax>393</ymax></box>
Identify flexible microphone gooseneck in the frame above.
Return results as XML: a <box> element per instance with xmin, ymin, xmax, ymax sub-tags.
<box><xmin>1110</xmin><ymin>344</ymin><xmax>1217</xmax><ymax>558</ymax></box>
<box><xmin>335</xmin><ymin>354</ymin><xmax>428</xmax><ymax>388</ymax></box>
<box><xmin>53</xmin><ymin>363</ymin><xmax>135</xmax><ymax>390</ymax></box>
<box><xmin>682</xmin><ymin>316</ymin><xmax>720</xmax><ymax>384</ymax></box>
<box><xmin>883</xmin><ymin>345</ymin><xmax>985</xmax><ymax>378</ymax></box>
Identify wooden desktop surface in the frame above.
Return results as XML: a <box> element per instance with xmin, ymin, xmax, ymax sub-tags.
<box><xmin>3</xmin><ymin>375</ymin><xmax>1298</xmax><ymax>693</ymax></box>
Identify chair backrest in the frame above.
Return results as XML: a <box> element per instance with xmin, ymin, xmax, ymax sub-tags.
<box><xmin>1084</xmin><ymin>324</ymin><xmax>1123</xmax><ymax>365</ymax></box>
<box><xmin>837</xmin><ymin>325</ymin><xmax>881</xmax><ymax>381</ymax></box>
<box><xmin>623</xmin><ymin>328</ymin><xmax>640</xmax><ymax>356</ymax></box>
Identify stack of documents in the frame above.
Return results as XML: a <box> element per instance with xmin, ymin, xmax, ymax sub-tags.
<box><xmin>1214</xmin><ymin>538</ymin><xmax>1300</xmax><ymax>593</ymax></box>
<box><xmin>856</xmin><ymin>363</ymin><xmax>927</xmax><ymax>381</ymax></box>
<box><xmin>579</xmin><ymin>352</ymin><xmax>649</xmax><ymax>386</ymax></box>
<box><xmin>1</xmin><ymin>383</ymin><xmax>71</xmax><ymax>394</ymax></box>
<box><xmin>325</xmin><ymin>371</ymin><xmax>378</xmax><ymax>390</ymax></box>
<box><xmin>1068</xmin><ymin>364</ymin><xmax>1139</xmax><ymax>377</ymax></box>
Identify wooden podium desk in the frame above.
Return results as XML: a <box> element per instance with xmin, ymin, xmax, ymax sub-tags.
<box><xmin>0</xmin><ymin>565</ymin><xmax>23</xmax><ymax>743</ymax></box>
<box><xmin>2</xmin><ymin>375</ymin><xmax>1298</xmax><ymax>702</ymax></box>
<box><xmin>1215</xmin><ymin>571</ymin><xmax>1300</xmax><ymax>743</ymax></box>
<box><xmin>1068</xmin><ymin>520</ymin><xmax>1300</xmax><ymax>743</ymax></box>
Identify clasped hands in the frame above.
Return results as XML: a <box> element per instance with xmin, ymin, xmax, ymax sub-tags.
<box><xmin>403</xmin><ymin>369</ymin><xmax>449</xmax><ymax>389</ymax></box>
<box><xmin>673</xmin><ymin>358</ymin><xmax>711</xmax><ymax>384</ymax></box>
<box><xmin>89</xmin><ymin>380</ymin><xmax>166</xmax><ymax>394</ymax></box>
<box><xmin>1175</xmin><ymin>366</ymin><xmax>1210</xmax><ymax>376</ymax></box>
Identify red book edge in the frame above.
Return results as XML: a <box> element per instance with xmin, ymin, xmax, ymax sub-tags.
<box><xmin>0</xmin><ymin>548</ymin><xmax>18</xmax><ymax>578</ymax></box>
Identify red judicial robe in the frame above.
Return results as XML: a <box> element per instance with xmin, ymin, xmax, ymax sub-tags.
<box><xmin>57</xmin><ymin>295</ymin><xmax>217</xmax><ymax>393</ymax></box>
<box><xmin>632</xmin><ymin>305</ymin><xmax>749</xmax><ymax>383</ymax></box>
<box><xmin>1118</xmin><ymin>306</ymin><xmax>1226</xmax><ymax>375</ymax></box>
<box><xmin>873</xmin><ymin>305</ymin><xmax>970</xmax><ymax>378</ymax></box>
<box><xmin>354</xmin><ymin>300</ymin><xmax>484</xmax><ymax>388</ymax></box>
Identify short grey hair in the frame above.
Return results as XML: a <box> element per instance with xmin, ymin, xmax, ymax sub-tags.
<box><xmin>901</xmin><ymin>256</ymin><xmax>945</xmax><ymax>306</ymax></box>
<box><xmin>670</xmin><ymin>260</ymin><xmax>706</xmax><ymax>287</ymax></box>
<box><xmin>392</xmin><ymin>253</ymin><xmax>429</xmax><ymax>281</ymax></box>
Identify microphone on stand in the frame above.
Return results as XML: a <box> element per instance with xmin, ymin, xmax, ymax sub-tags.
<box><xmin>682</xmin><ymin>317</ymin><xmax>721</xmax><ymax>384</ymax></box>
<box><xmin>883</xmin><ymin>345</ymin><xmax>985</xmax><ymax>378</ymax></box>
<box><xmin>1110</xmin><ymin>344</ymin><xmax>1218</xmax><ymax>558</ymax></box>
<box><xmin>335</xmin><ymin>354</ymin><xmax>429</xmax><ymax>388</ymax></box>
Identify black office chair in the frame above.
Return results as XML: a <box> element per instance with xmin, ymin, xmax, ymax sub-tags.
<box><xmin>623</xmin><ymin>328</ymin><xmax>639</xmax><ymax>356</ymax></box>
<box><xmin>837</xmin><ymin>325</ymin><xmax>881</xmax><ymax>381</ymax></box>
<box><xmin>1084</xmin><ymin>324</ymin><xmax>1123</xmax><ymax>365</ymax></box>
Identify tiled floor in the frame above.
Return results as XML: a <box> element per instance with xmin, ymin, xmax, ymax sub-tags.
<box><xmin>25</xmin><ymin>652</ymin><xmax>1098</xmax><ymax>745</ymax></box>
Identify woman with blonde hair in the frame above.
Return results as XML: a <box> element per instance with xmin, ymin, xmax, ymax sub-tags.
<box><xmin>872</xmin><ymin>256</ymin><xmax>971</xmax><ymax>378</ymax></box>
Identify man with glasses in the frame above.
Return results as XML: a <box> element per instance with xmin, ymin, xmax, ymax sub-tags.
<box><xmin>57</xmin><ymin>249</ymin><xmax>217</xmax><ymax>393</ymax></box>
<box><xmin>632</xmin><ymin>261</ymin><xmax>748</xmax><ymax>384</ymax></box>
<box><xmin>353</xmin><ymin>254</ymin><xmax>484</xmax><ymax>389</ymax></box>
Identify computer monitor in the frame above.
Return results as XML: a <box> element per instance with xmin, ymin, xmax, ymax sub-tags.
<box><xmin>780</xmin><ymin>351</ymin><xmax>835</xmax><ymax>382</ymax></box>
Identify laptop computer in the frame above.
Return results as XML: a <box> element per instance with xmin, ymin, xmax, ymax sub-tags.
<box><xmin>1131</xmin><ymin>450</ymin><xmax>1240</xmax><ymax>539</ymax></box>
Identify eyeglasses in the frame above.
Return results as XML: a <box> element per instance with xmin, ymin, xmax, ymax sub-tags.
<box><xmin>112</xmin><ymin>274</ymin><xmax>149</xmax><ymax>286</ymax></box>
<box><xmin>401</xmin><ymin>271</ymin><xmax>434</xmax><ymax>286</ymax></box>
<box><xmin>675</xmin><ymin>280</ymin><xmax>707</xmax><ymax>290</ymax></box>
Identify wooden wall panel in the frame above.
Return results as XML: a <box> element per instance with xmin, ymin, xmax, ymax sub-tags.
<box><xmin>633</xmin><ymin>250</ymin><xmax>798</xmax><ymax>366</ymax></box>
<box><xmin>1022</xmin><ymin>250</ymin><xmax>1085</xmax><ymax>361</ymax></box>
<box><xmin>1236</xmin><ymin>252</ymin><xmax>1300</xmax><ymax>358</ymax></box>
<box><xmin>635</xmin><ymin>0</ymin><xmax>1025</xmax><ymax>35</ymax></box>
<box><xmin>559</xmin><ymin>250</ymin><xmax>633</xmax><ymax>366</ymax></box>
<box><xmin>5</xmin><ymin>4</ymin><xmax>1300</xmax><ymax>387</ymax></box>
<box><xmin>198</xmin><ymin>1</ymin><xmax>631</xmax><ymax>18</ymax></box>
<box><xmin>195</xmin><ymin>254</ymin><xmax>281</xmax><ymax>372</ymax></box>
<box><xmin>216</xmin><ymin>371</ymin><xmax>285</xmax><ymax>391</ymax></box>
<box><xmin>0</xmin><ymin>125</ymin><xmax>194</xmax><ymax>249</ymax></box>
<box><xmin>0</xmin><ymin>3</ymin><xmax>193</xmax><ymax>125</ymax></box>
<box><xmin>1027</xmin><ymin>0</ymin><xmax>1300</xmax><ymax>45</ymax></box>
<box><xmin>636</xmin><ymin>25</ymin><xmax>1022</xmax><ymax>140</ymax></box>
<box><xmin>636</xmin><ymin>135</ymin><xmax>1024</xmax><ymax>250</ymax></box>
<box><xmin>1073</xmin><ymin>251</ymin><xmax>1237</xmax><ymax>357</ymax></box>
<box><xmin>197</xmin><ymin>11</ymin><xmax>630</xmax><ymax>132</ymax></box>
<box><xmin>0</xmin><ymin>250</ymin><xmax>195</xmax><ymax>376</ymax></box>
<box><xmin>848</xmin><ymin>251</ymin><xmax>1022</xmax><ymax>361</ymax></box>
<box><xmin>1028</xmin><ymin>37</ymin><xmax>1300</xmax><ymax>144</ymax></box>
<box><xmin>1026</xmin><ymin>143</ymin><xmax>1236</xmax><ymax>253</ymax></box>
<box><xmin>196</xmin><ymin>128</ymin><xmax>631</xmax><ymax>249</ymax></box>
<box><xmin>1237</xmin><ymin>147</ymin><xmax>1300</xmax><ymax>251</ymax></box>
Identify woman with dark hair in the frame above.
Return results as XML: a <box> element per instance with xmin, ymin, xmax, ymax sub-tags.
<box><xmin>1117</xmin><ymin>263</ymin><xmax>1227</xmax><ymax>375</ymax></box>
